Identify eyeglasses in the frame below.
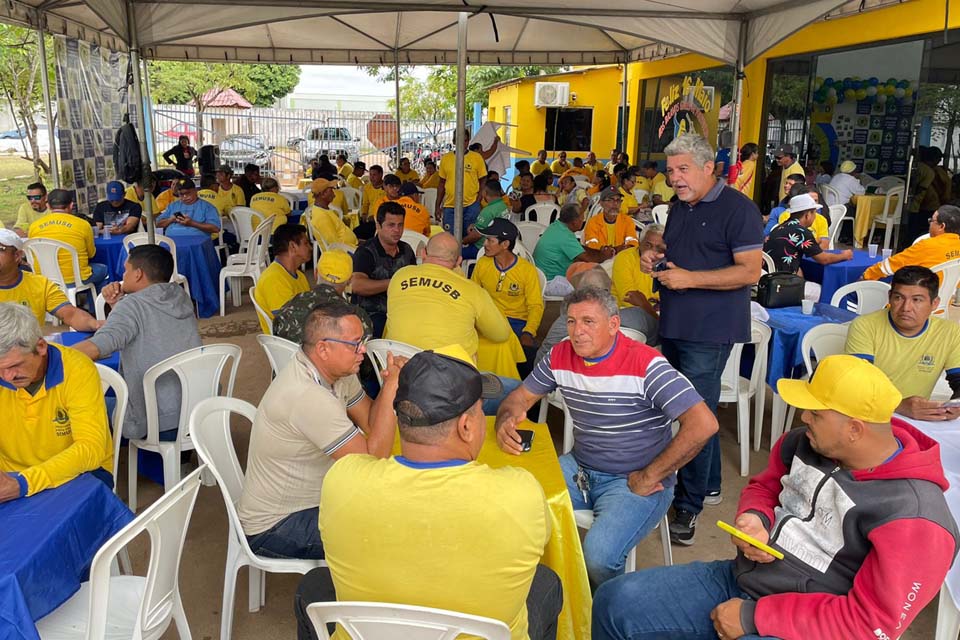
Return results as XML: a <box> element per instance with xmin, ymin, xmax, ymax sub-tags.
<box><xmin>26</xmin><ymin>195</ymin><xmax>43</xmax><ymax>201</ymax></box>
<box><xmin>929</xmin><ymin>217</ymin><xmax>942</xmax><ymax>225</ymax></box>
<box><xmin>321</xmin><ymin>336</ymin><xmax>370</xmax><ymax>353</ymax></box>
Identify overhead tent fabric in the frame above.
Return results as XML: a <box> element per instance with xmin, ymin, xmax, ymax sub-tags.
<box><xmin>2</xmin><ymin>0</ymin><xmax>907</xmax><ymax>67</ymax></box>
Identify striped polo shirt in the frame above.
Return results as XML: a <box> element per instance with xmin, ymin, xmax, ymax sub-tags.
<box><xmin>525</xmin><ymin>335</ymin><xmax>702</xmax><ymax>478</ymax></box>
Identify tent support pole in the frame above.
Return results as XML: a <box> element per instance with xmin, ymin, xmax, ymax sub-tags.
<box><xmin>394</xmin><ymin>49</ymin><xmax>401</xmax><ymax>164</ymax></box>
<box><xmin>453</xmin><ymin>11</ymin><xmax>467</xmax><ymax>242</ymax></box>
<box><xmin>35</xmin><ymin>24</ymin><xmax>59</xmax><ymax>188</ymax></box>
<box><xmin>141</xmin><ymin>58</ymin><xmax>157</xmax><ymax>163</ymax></box>
<box><xmin>127</xmin><ymin>1</ymin><xmax>155</xmax><ymax>244</ymax></box>
<box><xmin>729</xmin><ymin>20</ymin><xmax>748</xmax><ymax>172</ymax></box>
<box><xmin>621</xmin><ymin>59</ymin><xmax>628</xmax><ymax>153</ymax></box>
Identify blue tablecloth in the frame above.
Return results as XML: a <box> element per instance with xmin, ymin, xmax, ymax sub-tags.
<box><xmin>801</xmin><ymin>249</ymin><xmax>883</xmax><ymax>303</ymax></box>
<box><xmin>764</xmin><ymin>303</ymin><xmax>858</xmax><ymax>386</ymax></box>
<box><xmin>0</xmin><ymin>474</ymin><xmax>133</xmax><ymax>640</ymax></box>
<box><xmin>91</xmin><ymin>235</ymin><xmax>127</xmax><ymax>283</ymax></box>
<box><xmin>47</xmin><ymin>330</ymin><xmax>120</xmax><ymax>371</ymax></box>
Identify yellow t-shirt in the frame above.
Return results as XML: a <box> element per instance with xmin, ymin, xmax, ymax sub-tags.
<box><xmin>346</xmin><ymin>174</ymin><xmax>363</xmax><ymax>190</ymax></box>
<box><xmin>530</xmin><ymin>160</ymin><xmax>550</xmax><ymax>176</ymax></box>
<box><xmin>583</xmin><ymin>213</ymin><xmax>639</xmax><ymax>249</ymax></box>
<box><xmin>0</xmin><ymin>344</ymin><xmax>113</xmax><ymax>496</ymax></box>
<box><xmin>307</xmin><ymin>205</ymin><xmax>358</xmax><ymax>250</ymax></box>
<box><xmin>254</xmin><ymin>261</ymin><xmax>312</xmax><ymax>333</ymax></box>
<box><xmin>582</xmin><ymin>161</ymin><xmax>600</xmax><ymax>177</ymax></box>
<box><xmin>28</xmin><ymin>212</ymin><xmax>96</xmax><ymax>282</ymax></box>
<box><xmin>156</xmin><ymin>188</ymin><xmax>177</xmax><ymax>213</ymax></box>
<box><xmin>438</xmin><ymin>150</ymin><xmax>487</xmax><ymax>208</ymax></box>
<box><xmin>360</xmin><ymin>183</ymin><xmax>386</xmax><ymax>218</ymax></box>
<box><xmin>0</xmin><ymin>271</ymin><xmax>71</xmax><ymax>326</ymax></box>
<box><xmin>385</xmin><ymin>262</ymin><xmax>511</xmax><ymax>358</ymax></box>
<box><xmin>862</xmin><ymin>233</ymin><xmax>960</xmax><ymax>281</ymax></box>
<box><xmin>394</xmin><ymin>168</ymin><xmax>420</xmax><ymax>183</ymax></box>
<box><xmin>611</xmin><ymin>247</ymin><xmax>658</xmax><ymax>309</ymax></box>
<box><xmin>846</xmin><ymin>310</ymin><xmax>960</xmax><ymax>399</ymax></box>
<box><xmin>197</xmin><ymin>189</ymin><xmax>224</xmax><ymax>215</ymax></box>
<box><xmin>651</xmin><ymin>179</ymin><xmax>675</xmax><ymax>203</ymax></box>
<box><xmin>471</xmin><ymin>255</ymin><xmax>544</xmax><ymax>335</ymax></box>
<box><xmin>250</xmin><ymin>192</ymin><xmax>293</xmax><ymax>231</ymax></box>
<box><xmin>550</xmin><ymin>159</ymin><xmax>570</xmax><ymax>174</ymax></box>
<box><xmin>15</xmin><ymin>202</ymin><xmax>49</xmax><ymax>232</ymax></box>
<box><xmin>418</xmin><ymin>172</ymin><xmax>440</xmax><ymax>190</ymax></box>
<box><xmin>217</xmin><ymin>183</ymin><xmax>247</xmax><ymax>212</ymax></box>
<box><xmin>319</xmin><ymin>454</ymin><xmax>551</xmax><ymax>640</ymax></box>
<box><xmin>777</xmin><ymin>210</ymin><xmax>829</xmax><ymax>241</ymax></box>
<box><xmin>618</xmin><ymin>187</ymin><xmax>640</xmax><ymax>216</ymax></box>
<box><xmin>123</xmin><ymin>186</ymin><xmax>158</xmax><ymax>217</ymax></box>
<box><xmin>337</xmin><ymin>162</ymin><xmax>354</xmax><ymax>179</ymax></box>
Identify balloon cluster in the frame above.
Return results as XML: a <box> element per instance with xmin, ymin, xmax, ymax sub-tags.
<box><xmin>812</xmin><ymin>76</ymin><xmax>915</xmax><ymax>106</ymax></box>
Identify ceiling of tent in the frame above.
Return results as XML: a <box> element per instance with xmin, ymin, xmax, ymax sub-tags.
<box><xmin>1</xmin><ymin>0</ymin><xmax>908</xmax><ymax>66</ymax></box>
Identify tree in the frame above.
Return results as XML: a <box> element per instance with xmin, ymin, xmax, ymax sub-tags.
<box><xmin>389</xmin><ymin>67</ymin><xmax>456</xmax><ymax>143</ymax></box>
<box><xmin>246</xmin><ymin>65</ymin><xmax>301</xmax><ymax>107</ymax></box>
<box><xmin>0</xmin><ymin>25</ymin><xmax>54</xmax><ymax>179</ymax></box>
<box><xmin>768</xmin><ymin>73</ymin><xmax>809</xmax><ymax>142</ymax></box>
<box><xmin>917</xmin><ymin>83</ymin><xmax>960</xmax><ymax>171</ymax></box>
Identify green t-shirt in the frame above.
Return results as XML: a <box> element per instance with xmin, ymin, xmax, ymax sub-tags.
<box><xmin>474</xmin><ymin>198</ymin><xmax>510</xmax><ymax>248</ymax></box>
<box><xmin>532</xmin><ymin>220</ymin><xmax>585</xmax><ymax>280</ymax></box>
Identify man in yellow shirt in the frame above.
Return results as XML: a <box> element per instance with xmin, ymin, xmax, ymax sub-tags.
<box><xmin>863</xmin><ymin>205</ymin><xmax>960</xmax><ymax>281</ymax></box>
<box><xmin>584</xmin><ymin>186</ymin><xmax>639</xmax><ymax>253</ymax></box>
<box><xmin>197</xmin><ymin>173</ymin><xmax>226</xmax><ymax>215</ymax></box>
<box><xmin>335</xmin><ymin>153</ymin><xmax>353</xmax><ymax>181</ymax></box>
<box><xmin>307</xmin><ymin>179</ymin><xmax>358</xmax><ymax>251</ymax></box>
<box><xmin>28</xmin><ymin>189</ymin><xmax>106</xmax><ymax>287</ymax></box>
<box><xmin>250</xmin><ymin>177</ymin><xmax>292</xmax><ymax>231</ymax></box>
<box><xmin>530</xmin><ymin>150</ymin><xmax>549</xmax><ymax>177</ymax></box>
<box><xmin>14</xmin><ymin>182</ymin><xmax>50</xmax><ymax>237</ymax></box>
<box><xmin>155</xmin><ymin>182</ymin><xmax>180</xmax><ymax>214</ymax></box>
<box><xmin>0</xmin><ymin>230</ymin><xmax>100</xmax><ymax>331</ymax></box>
<box><xmin>618</xmin><ymin>172</ymin><xmax>643</xmax><ymax>216</ymax></box>
<box><xmin>394</xmin><ymin>157</ymin><xmax>420</xmax><ymax>183</ymax></box>
<box><xmin>510</xmin><ymin>160</ymin><xmax>531</xmax><ymax>191</ymax></box>
<box><xmin>775</xmin><ymin>144</ymin><xmax>805</xmax><ymax>201</ymax></box>
<box><xmin>253</xmin><ymin>224</ymin><xmax>312</xmax><ymax>334</ymax></box>
<box><xmin>215</xmin><ymin>164</ymin><xmax>246</xmax><ymax>214</ymax></box>
<box><xmin>611</xmin><ymin>224</ymin><xmax>664</xmax><ymax>343</ymax></box>
<box><xmin>583</xmin><ymin>151</ymin><xmax>600</xmax><ymax>178</ymax></box>
<box><xmin>651</xmin><ymin>176</ymin><xmax>676</xmax><ymax>206</ymax></box>
<box><xmin>846</xmin><ymin>266</ymin><xmax>960</xmax><ymax>422</ymax></box>
<box><xmin>550</xmin><ymin>151</ymin><xmax>570</xmax><ymax>175</ymax></box>
<box><xmin>124</xmin><ymin>181</ymin><xmax>158</xmax><ymax>219</ymax></box>
<box><xmin>558</xmin><ymin>175</ymin><xmax>590</xmax><ymax>213</ymax></box>
<box><xmin>298</xmin><ymin>345</ymin><xmax>560</xmax><ymax>640</ymax></box>
<box><xmin>436</xmin><ymin>133</ymin><xmax>488</xmax><ymax>246</ymax></box>
<box><xmin>604</xmin><ymin>148</ymin><xmax>620</xmax><ymax>171</ymax></box>
<box><xmin>359</xmin><ymin>164</ymin><xmax>386</xmax><ymax>220</ymax></box>
<box><xmin>635</xmin><ymin>161</ymin><xmax>667</xmax><ymax>196</ymax></box>
<box><xmin>0</xmin><ymin>302</ymin><xmax>113</xmax><ymax>500</ymax></box>
<box><xmin>418</xmin><ymin>159</ymin><xmax>440</xmax><ymax>190</ymax></box>
<box><xmin>346</xmin><ymin>161</ymin><xmax>366</xmax><ymax>190</ymax></box>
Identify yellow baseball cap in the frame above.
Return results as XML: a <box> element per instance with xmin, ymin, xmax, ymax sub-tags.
<box><xmin>316</xmin><ymin>250</ymin><xmax>353</xmax><ymax>284</ymax></box>
<box><xmin>310</xmin><ymin>178</ymin><xmax>339</xmax><ymax>194</ymax></box>
<box><xmin>777</xmin><ymin>354</ymin><xmax>902</xmax><ymax>423</ymax></box>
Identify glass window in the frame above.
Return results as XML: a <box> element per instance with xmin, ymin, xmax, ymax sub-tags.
<box><xmin>543</xmin><ymin>108</ymin><xmax>592</xmax><ymax>151</ymax></box>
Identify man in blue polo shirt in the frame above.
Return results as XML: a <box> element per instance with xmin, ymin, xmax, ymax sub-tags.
<box><xmin>640</xmin><ymin>134</ymin><xmax>764</xmax><ymax>546</ymax></box>
<box><xmin>156</xmin><ymin>178</ymin><xmax>221</xmax><ymax>239</ymax></box>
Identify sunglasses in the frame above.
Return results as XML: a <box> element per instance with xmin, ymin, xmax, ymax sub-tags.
<box><xmin>496</xmin><ymin>270</ymin><xmax>507</xmax><ymax>292</ymax></box>
<box><xmin>26</xmin><ymin>195</ymin><xmax>43</xmax><ymax>201</ymax></box>
<box><xmin>321</xmin><ymin>335</ymin><xmax>370</xmax><ymax>353</ymax></box>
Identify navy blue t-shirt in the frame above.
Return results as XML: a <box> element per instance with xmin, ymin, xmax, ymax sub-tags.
<box><xmin>659</xmin><ymin>180</ymin><xmax>763</xmax><ymax>344</ymax></box>
<box><xmin>92</xmin><ymin>199</ymin><xmax>142</xmax><ymax>228</ymax></box>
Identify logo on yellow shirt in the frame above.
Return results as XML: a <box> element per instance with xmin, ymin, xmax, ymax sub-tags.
<box><xmin>53</xmin><ymin>407</ymin><xmax>71</xmax><ymax>436</ymax></box>
<box><xmin>918</xmin><ymin>354</ymin><xmax>936</xmax><ymax>372</ymax></box>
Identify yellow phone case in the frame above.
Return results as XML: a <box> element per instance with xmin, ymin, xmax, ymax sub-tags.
<box><xmin>716</xmin><ymin>520</ymin><xmax>784</xmax><ymax>560</ymax></box>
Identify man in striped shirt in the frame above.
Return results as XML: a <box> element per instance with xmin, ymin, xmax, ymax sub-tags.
<box><xmin>495</xmin><ymin>286</ymin><xmax>718</xmax><ymax>587</ymax></box>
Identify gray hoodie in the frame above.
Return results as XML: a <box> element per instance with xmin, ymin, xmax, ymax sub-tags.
<box><xmin>89</xmin><ymin>282</ymin><xmax>201</xmax><ymax>439</ymax></box>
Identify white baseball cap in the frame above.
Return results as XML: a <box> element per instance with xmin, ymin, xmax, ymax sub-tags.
<box><xmin>0</xmin><ymin>228</ymin><xmax>23</xmax><ymax>251</ymax></box>
<box><xmin>787</xmin><ymin>193</ymin><xmax>822</xmax><ymax>214</ymax></box>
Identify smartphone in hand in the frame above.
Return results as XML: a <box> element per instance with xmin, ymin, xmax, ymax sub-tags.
<box><xmin>517</xmin><ymin>429</ymin><xmax>534</xmax><ymax>452</ymax></box>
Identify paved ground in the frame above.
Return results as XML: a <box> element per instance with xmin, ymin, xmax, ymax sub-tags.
<box><xmin>116</xmin><ymin>298</ymin><xmax>943</xmax><ymax>640</ymax></box>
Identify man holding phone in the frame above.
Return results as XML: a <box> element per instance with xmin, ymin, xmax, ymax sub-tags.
<box><xmin>156</xmin><ymin>178</ymin><xmax>221</xmax><ymax>239</ymax></box>
<box><xmin>592</xmin><ymin>355</ymin><xmax>958</xmax><ymax>640</ymax></box>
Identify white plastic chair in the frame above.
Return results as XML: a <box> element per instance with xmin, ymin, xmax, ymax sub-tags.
<box><xmin>94</xmin><ymin>292</ymin><xmax>108</xmax><ymax>321</ymax></box>
<box><xmin>719</xmin><ymin>320</ymin><xmax>770</xmax><ymax>476</ymax></box>
<box><xmin>573</xmin><ymin>510</ymin><xmax>672</xmax><ymax>572</ymax></box>
<box><xmin>829</xmin><ymin>281</ymin><xmax>890</xmax><ymax>315</ymax></box>
<box><xmin>22</xmin><ymin>238</ymin><xmax>97</xmax><ymax>311</ymax></box>
<box><xmin>516</xmin><ymin>221</ymin><xmax>548</xmax><ymax>254</ymax></box>
<box><xmin>366</xmin><ymin>339</ymin><xmax>422</xmax><ymax>386</ymax></box>
<box><xmin>421</xmin><ymin>188</ymin><xmax>438</xmax><ymax>215</ymax></box>
<box><xmin>219</xmin><ymin>217</ymin><xmax>273</xmax><ymax>316</ymax></box>
<box><xmin>213</xmin><ymin>217</ymin><xmax>231</xmax><ymax>263</ymax></box>
<box><xmin>523</xmin><ymin>202</ymin><xmax>559</xmax><ymax>223</ymax></box>
<box><xmin>248</xmin><ymin>285</ymin><xmax>273</xmax><ymax>334</ymax></box>
<box><xmin>761</xmin><ymin>251</ymin><xmax>775</xmax><ymax>274</ymax></box>
<box><xmin>912</xmin><ymin>232</ymin><xmax>931</xmax><ymax>246</ymax></box>
<box><xmin>871</xmin><ymin>176</ymin><xmax>905</xmax><ymax>192</ymax></box>
<box><xmin>257</xmin><ymin>334</ymin><xmax>299</xmax><ymax>378</ymax></box>
<box><xmin>127</xmin><ymin>343</ymin><xmax>241</xmax><ymax>513</ymax></box>
<box><xmin>931</xmin><ymin>258</ymin><xmax>960</xmax><ymax>316</ymax></box>
<box><xmin>632</xmin><ymin>188</ymin><xmax>649</xmax><ymax>204</ymax></box>
<box><xmin>305</xmin><ymin>601</ymin><xmax>510</xmax><ymax>640</ymax></box>
<box><xmin>867</xmin><ymin>185</ymin><xmax>905</xmax><ymax>251</ymax></box>
<box><xmin>96</xmin><ymin>363</ymin><xmax>133</xmax><ymax>576</ymax></box>
<box><xmin>401</xmin><ymin>230</ymin><xmax>429</xmax><ymax>254</ymax></box>
<box><xmin>651</xmin><ymin>204</ymin><xmax>669</xmax><ymax>227</ymax></box>
<box><xmin>821</xmin><ymin>183</ymin><xmax>842</xmax><ymax>207</ymax></box>
<box><xmin>619</xmin><ymin>326</ymin><xmax>647</xmax><ymax>343</ymax></box>
<box><xmin>339</xmin><ymin>186</ymin><xmax>361</xmax><ymax>212</ymax></box>
<box><xmin>35</xmin><ymin>467</ymin><xmax>203</xmax><ymax>640</ymax></box>
<box><xmin>279</xmin><ymin>191</ymin><xmax>300</xmax><ymax>212</ymax></box>
<box><xmin>229</xmin><ymin>207</ymin><xmax>262</xmax><ymax>255</ymax></box>
<box><xmin>826</xmin><ymin>204</ymin><xmax>853</xmax><ymax>250</ymax></box>
<box><xmin>190</xmin><ymin>397</ymin><xmax>326</xmax><ymax>640</ymax></box>
<box><xmin>123</xmin><ymin>232</ymin><xmax>191</xmax><ymax>297</ymax></box>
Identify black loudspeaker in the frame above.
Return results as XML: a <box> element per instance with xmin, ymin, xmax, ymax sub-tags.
<box><xmin>198</xmin><ymin>145</ymin><xmax>220</xmax><ymax>175</ymax></box>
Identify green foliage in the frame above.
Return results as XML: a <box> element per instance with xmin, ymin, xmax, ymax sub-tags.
<box><xmin>246</xmin><ymin>65</ymin><xmax>301</xmax><ymax>106</ymax></box>
<box><xmin>769</xmin><ymin>73</ymin><xmax>810</xmax><ymax>122</ymax></box>
<box><xmin>388</xmin><ymin>67</ymin><xmax>456</xmax><ymax>141</ymax></box>
<box><xmin>689</xmin><ymin>68</ymin><xmax>735</xmax><ymax>107</ymax></box>
<box><xmin>147</xmin><ymin>61</ymin><xmax>259</xmax><ymax>107</ymax></box>
<box><xmin>0</xmin><ymin>25</ymin><xmax>55</xmax><ymax>178</ymax></box>
<box><xmin>917</xmin><ymin>83</ymin><xmax>960</xmax><ymax>168</ymax></box>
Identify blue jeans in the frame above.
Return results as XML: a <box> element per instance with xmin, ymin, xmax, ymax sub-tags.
<box><xmin>84</xmin><ymin>262</ymin><xmax>109</xmax><ymax>288</ymax></box>
<box><xmin>559</xmin><ymin>454</ymin><xmax>674</xmax><ymax>587</ymax></box>
<box><xmin>660</xmin><ymin>338</ymin><xmax>732</xmax><ymax>515</ymax></box>
<box><xmin>592</xmin><ymin>560</ymin><xmax>779</xmax><ymax>639</ymax></box>
<box><xmin>443</xmin><ymin>201</ymin><xmax>481</xmax><ymax>257</ymax></box>
<box><xmin>483</xmin><ymin>375</ymin><xmax>521</xmax><ymax>416</ymax></box>
<box><xmin>246</xmin><ymin>507</ymin><xmax>325</xmax><ymax>559</ymax></box>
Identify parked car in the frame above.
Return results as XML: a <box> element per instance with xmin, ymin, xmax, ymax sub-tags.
<box><xmin>219</xmin><ymin>134</ymin><xmax>272</xmax><ymax>172</ymax></box>
<box><xmin>161</xmin><ymin>122</ymin><xmax>198</xmax><ymax>142</ymax></box>
<box><xmin>288</xmin><ymin>125</ymin><xmax>360</xmax><ymax>166</ymax></box>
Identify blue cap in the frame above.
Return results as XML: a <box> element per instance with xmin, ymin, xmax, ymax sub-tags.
<box><xmin>106</xmin><ymin>181</ymin><xmax>125</xmax><ymax>201</ymax></box>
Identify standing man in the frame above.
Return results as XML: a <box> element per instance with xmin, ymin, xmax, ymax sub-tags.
<box><xmin>155</xmin><ymin>178</ymin><xmax>222</xmax><ymax>240</ymax></box>
<box><xmin>92</xmin><ymin>181</ymin><xmax>142</xmax><ymax>235</ymax></box>
<box><xmin>13</xmin><ymin>182</ymin><xmax>49</xmax><ymax>237</ymax></box>
<box><xmin>351</xmin><ymin>202</ymin><xmax>417</xmax><ymax>338</ymax></box>
<box><xmin>234</xmin><ymin>163</ymin><xmax>262</xmax><ymax>205</ymax></box>
<box><xmin>640</xmin><ymin>134</ymin><xmax>764</xmax><ymax>546</ymax></box>
<box><xmin>583</xmin><ymin>186</ymin><xmax>639</xmax><ymax>254</ymax></box>
<box><xmin>436</xmin><ymin>130</ymin><xmax>488</xmax><ymax>247</ymax></box>
<box><xmin>775</xmin><ymin>144</ymin><xmax>804</xmax><ymax>201</ymax></box>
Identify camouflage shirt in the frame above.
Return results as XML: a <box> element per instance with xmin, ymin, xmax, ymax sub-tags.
<box><xmin>273</xmin><ymin>284</ymin><xmax>374</xmax><ymax>344</ymax></box>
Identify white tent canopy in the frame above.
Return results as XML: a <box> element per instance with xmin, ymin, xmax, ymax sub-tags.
<box><xmin>3</xmin><ymin>0</ymin><xmax>906</xmax><ymax>66</ymax></box>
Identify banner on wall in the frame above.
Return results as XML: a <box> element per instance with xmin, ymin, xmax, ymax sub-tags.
<box><xmin>656</xmin><ymin>76</ymin><xmax>715</xmax><ymax>147</ymax></box>
<box><xmin>54</xmin><ymin>37</ymin><xmax>135</xmax><ymax>215</ymax></box>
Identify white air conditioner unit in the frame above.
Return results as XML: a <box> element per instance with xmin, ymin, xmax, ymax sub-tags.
<box><xmin>534</xmin><ymin>82</ymin><xmax>570</xmax><ymax>108</ymax></box>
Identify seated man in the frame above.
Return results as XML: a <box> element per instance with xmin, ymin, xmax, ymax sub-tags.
<box><xmin>829</xmin><ymin>159</ymin><xmax>866</xmax><ymax>210</ymax></box>
<box><xmin>215</xmin><ymin>164</ymin><xmax>247</xmax><ymax>214</ymax></box>
<box><xmin>592</xmin><ymin>354</ymin><xmax>959</xmax><ymax>640</ymax></box>
<box><xmin>395</xmin><ymin>182</ymin><xmax>432</xmax><ymax>237</ymax></box>
<box><xmin>636</xmin><ymin>161</ymin><xmax>666</xmax><ymax>196</ymax></box>
<box><xmin>583</xmin><ymin>186</ymin><xmax>640</xmax><ymax>254</ymax></box>
<box><xmin>72</xmin><ymin>245</ymin><xmax>201</xmax><ymax>440</ymax></box>
<box><xmin>250</xmin><ymin>177</ymin><xmax>293</xmax><ymax>231</ymax></box>
<box><xmin>863</xmin><ymin>204</ymin><xmax>960</xmax><ymax>280</ymax></box>
<box><xmin>371</xmin><ymin>173</ymin><xmax>403</xmax><ymax>213</ymax></box>
<box><xmin>236</xmin><ymin>301</ymin><xmax>401</xmax><ymax>559</ymax></box>
<box><xmin>496</xmin><ymin>286</ymin><xmax>716</xmax><ymax>587</ymax></box>
<box><xmin>155</xmin><ymin>178</ymin><xmax>222</xmax><ymax>239</ymax></box>
<box><xmin>197</xmin><ymin>173</ymin><xmax>225</xmax><ymax>216</ymax></box>
<box><xmin>28</xmin><ymin>188</ymin><xmax>106</xmax><ymax>287</ymax></box>
<box><xmin>296</xmin><ymin>345</ymin><xmax>562</xmax><ymax>640</ymax></box>
<box><xmin>846</xmin><ymin>265</ymin><xmax>960</xmax><ymax>421</ymax></box>
<box><xmin>533</xmin><ymin>203</ymin><xmax>614</xmax><ymax>281</ymax></box>
<box><xmin>306</xmin><ymin>178</ymin><xmax>358</xmax><ymax>251</ymax></box>
<box><xmin>14</xmin><ymin>181</ymin><xmax>49</xmax><ymax>237</ymax></box>
<box><xmin>769</xmin><ymin>185</ymin><xmax>831</xmax><ymax>248</ymax></box>
<box><xmin>335</xmin><ymin>153</ymin><xmax>353</xmax><ymax>182</ymax></box>
<box><xmin>359</xmin><ymin>164</ymin><xmax>386</xmax><ymax>223</ymax></box>
<box><xmin>558</xmin><ymin>175</ymin><xmax>589</xmax><ymax>213</ymax></box>
<box><xmin>418</xmin><ymin>159</ymin><xmax>439</xmax><ymax>190</ymax></box>
<box><xmin>394</xmin><ymin>157</ymin><xmax>420</xmax><ymax>184</ymax></box>
<box><xmin>650</xmin><ymin>175</ymin><xmax>675</xmax><ymax>207</ymax></box>
<box><xmin>550</xmin><ymin>150</ymin><xmax>570</xmax><ymax>174</ymax></box>
<box><xmin>273</xmin><ymin>250</ymin><xmax>373</xmax><ymax>344</ymax></box>
<box><xmin>611</xmin><ymin>223</ymin><xmax>663</xmax><ymax>340</ymax></box>
<box><xmin>763</xmin><ymin>193</ymin><xmax>852</xmax><ymax>300</ymax></box>
<box><xmin>616</xmin><ymin>172</ymin><xmax>643</xmax><ymax>217</ymax></box>
<box><xmin>154</xmin><ymin>181</ymin><xmax>180</xmax><ymax>214</ymax></box>
<box><xmin>0</xmin><ymin>303</ymin><xmax>113</xmax><ymax>500</ymax></box>
<box><xmin>531</xmin><ymin>149</ymin><xmax>550</xmax><ymax>177</ymax></box>
<box><xmin>346</xmin><ymin>160</ymin><xmax>365</xmax><ymax>190</ymax></box>
<box><xmin>93</xmin><ymin>181</ymin><xmax>141</xmax><ymax>235</ymax></box>
<box><xmin>234</xmin><ymin>163</ymin><xmax>262</xmax><ymax>205</ymax></box>
<box><xmin>124</xmin><ymin>180</ymin><xmax>158</xmax><ymax>219</ymax></box>
<box><xmin>0</xmin><ymin>230</ymin><xmax>99</xmax><ymax>331</ymax></box>
<box><xmin>253</xmin><ymin>224</ymin><xmax>313</xmax><ymax>334</ymax></box>
<box><xmin>351</xmin><ymin>202</ymin><xmax>416</xmax><ymax>338</ymax></box>
<box><xmin>462</xmin><ymin>180</ymin><xmax>510</xmax><ymax>251</ymax></box>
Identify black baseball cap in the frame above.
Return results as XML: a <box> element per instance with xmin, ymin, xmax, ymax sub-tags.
<box><xmin>383</xmin><ymin>174</ymin><xmax>402</xmax><ymax>186</ymax></box>
<box><xmin>177</xmin><ymin>178</ymin><xmax>196</xmax><ymax>190</ymax></box>
<box><xmin>399</xmin><ymin>182</ymin><xmax>424</xmax><ymax>196</ymax></box>
<box><xmin>479</xmin><ymin>218</ymin><xmax>518</xmax><ymax>244</ymax></box>
<box><xmin>394</xmin><ymin>345</ymin><xmax>502</xmax><ymax>427</ymax></box>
